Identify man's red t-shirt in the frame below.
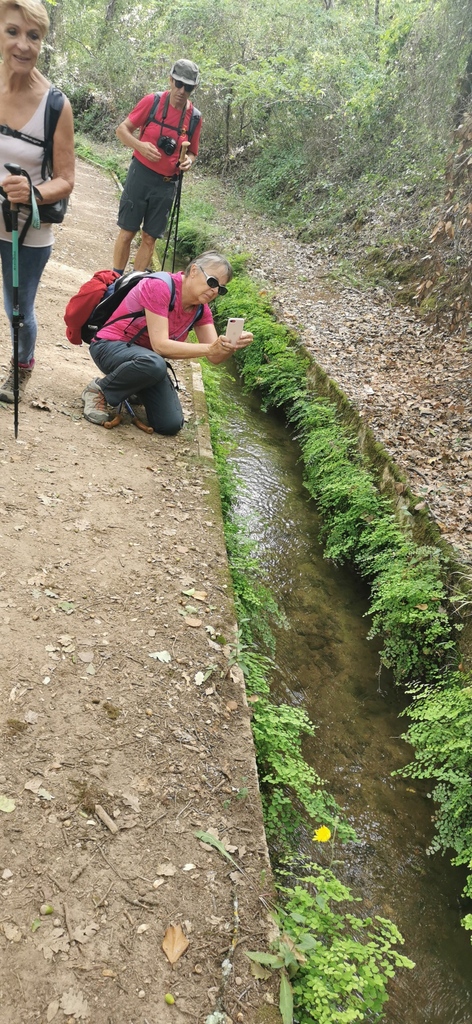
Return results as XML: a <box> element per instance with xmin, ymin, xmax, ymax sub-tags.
<box><xmin>129</xmin><ymin>92</ymin><xmax>202</xmax><ymax>176</ymax></box>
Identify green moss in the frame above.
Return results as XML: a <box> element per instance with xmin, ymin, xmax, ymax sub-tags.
<box><xmin>205</xmin><ymin>263</ymin><xmax>472</xmax><ymax>924</ymax></box>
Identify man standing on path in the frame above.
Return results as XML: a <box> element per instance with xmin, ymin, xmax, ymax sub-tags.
<box><xmin>112</xmin><ymin>59</ymin><xmax>201</xmax><ymax>275</ymax></box>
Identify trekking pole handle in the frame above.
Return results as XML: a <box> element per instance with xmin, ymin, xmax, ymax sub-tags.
<box><xmin>4</xmin><ymin>162</ymin><xmax>22</xmax><ymax>176</ymax></box>
<box><xmin>4</xmin><ymin>163</ymin><xmax>25</xmax><ymax>210</ymax></box>
<box><xmin>179</xmin><ymin>141</ymin><xmax>190</xmax><ymax>166</ymax></box>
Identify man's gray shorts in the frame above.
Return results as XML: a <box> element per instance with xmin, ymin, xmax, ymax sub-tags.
<box><xmin>117</xmin><ymin>157</ymin><xmax>177</xmax><ymax>239</ymax></box>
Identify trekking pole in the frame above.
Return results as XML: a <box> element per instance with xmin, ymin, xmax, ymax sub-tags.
<box><xmin>4</xmin><ymin>162</ymin><xmax>22</xmax><ymax>439</ymax></box>
<box><xmin>170</xmin><ymin>175</ymin><xmax>183</xmax><ymax>272</ymax></box>
<box><xmin>160</xmin><ymin>140</ymin><xmax>188</xmax><ymax>272</ymax></box>
<box><xmin>170</xmin><ymin>141</ymin><xmax>188</xmax><ymax>272</ymax></box>
<box><xmin>161</xmin><ymin>182</ymin><xmax>180</xmax><ymax>271</ymax></box>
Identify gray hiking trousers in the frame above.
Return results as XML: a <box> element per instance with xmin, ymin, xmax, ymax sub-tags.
<box><xmin>90</xmin><ymin>339</ymin><xmax>184</xmax><ymax>436</ymax></box>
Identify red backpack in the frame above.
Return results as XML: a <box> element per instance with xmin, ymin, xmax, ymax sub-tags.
<box><xmin>64</xmin><ymin>269</ymin><xmax>120</xmax><ymax>346</ymax></box>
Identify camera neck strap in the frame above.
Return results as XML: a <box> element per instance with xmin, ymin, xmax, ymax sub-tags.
<box><xmin>154</xmin><ymin>92</ymin><xmax>188</xmax><ymax>137</ymax></box>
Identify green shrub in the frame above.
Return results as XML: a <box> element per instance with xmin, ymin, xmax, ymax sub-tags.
<box><xmin>274</xmin><ymin>860</ymin><xmax>415</xmax><ymax>1024</ymax></box>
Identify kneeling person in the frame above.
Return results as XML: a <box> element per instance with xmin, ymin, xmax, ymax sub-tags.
<box><xmin>81</xmin><ymin>251</ymin><xmax>253</xmax><ymax>435</ymax></box>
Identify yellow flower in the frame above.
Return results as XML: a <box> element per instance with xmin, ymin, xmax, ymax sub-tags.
<box><xmin>313</xmin><ymin>826</ymin><xmax>331</xmax><ymax>843</ymax></box>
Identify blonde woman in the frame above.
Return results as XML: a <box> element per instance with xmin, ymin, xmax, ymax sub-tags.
<box><xmin>0</xmin><ymin>0</ymin><xmax>74</xmax><ymax>403</ymax></box>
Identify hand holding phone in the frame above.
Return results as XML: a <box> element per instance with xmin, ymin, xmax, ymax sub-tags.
<box><xmin>225</xmin><ymin>317</ymin><xmax>245</xmax><ymax>345</ymax></box>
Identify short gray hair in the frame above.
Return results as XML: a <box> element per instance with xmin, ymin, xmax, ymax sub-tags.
<box><xmin>0</xmin><ymin>0</ymin><xmax>49</xmax><ymax>36</ymax></box>
<box><xmin>185</xmin><ymin>251</ymin><xmax>233</xmax><ymax>283</ymax></box>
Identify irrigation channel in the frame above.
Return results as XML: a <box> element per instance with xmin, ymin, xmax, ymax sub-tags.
<box><xmin>218</xmin><ymin>368</ymin><xmax>472</xmax><ymax>1024</ymax></box>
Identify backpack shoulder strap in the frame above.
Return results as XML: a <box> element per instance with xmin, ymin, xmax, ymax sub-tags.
<box><xmin>42</xmin><ymin>86</ymin><xmax>65</xmax><ymax>180</ymax></box>
<box><xmin>97</xmin><ymin>270</ymin><xmax>177</xmax><ymax>340</ymax></box>
<box><xmin>151</xmin><ymin>270</ymin><xmax>175</xmax><ymax>309</ymax></box>
<box><xmin>0</xmin><ymin>85</ymin><xmax>65</xmax><ymax>178</ymax></box>
<box><xmin>140</xmin><ymin>92</ymin><xmax>164</xmax><ymax>136</ymax></box>
<box><xmin>188</xmin><ymin>105</ymin><xmax>201</xmax><ymax>141</ymax></box>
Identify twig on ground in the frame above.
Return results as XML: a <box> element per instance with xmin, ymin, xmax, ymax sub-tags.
<box><xmin>95</xmin><ymin>803</ymin><xmax>119</xmax><ymax>834</ymax></box>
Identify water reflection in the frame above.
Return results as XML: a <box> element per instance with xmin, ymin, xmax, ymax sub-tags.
<box><xmin>220</xmin><ymin>371</ymin><xmax>472</xmax><ymax>1024</ymax></box>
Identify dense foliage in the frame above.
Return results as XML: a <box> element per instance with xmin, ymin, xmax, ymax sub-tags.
<box><xmin>46</xmin><ymin>0</ymin><xmax>470</xmax><ymax>209</ymax></box>
<box><xmin>46</xmin><ymin>0</ymin><xmax>472</xmax><ymax>318</ymax></box>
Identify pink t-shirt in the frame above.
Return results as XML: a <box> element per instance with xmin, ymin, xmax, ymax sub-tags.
<box><xmin>96</xmin><ymin>273</ymin><xmax>213</xmax><ymax>349</ymax></box>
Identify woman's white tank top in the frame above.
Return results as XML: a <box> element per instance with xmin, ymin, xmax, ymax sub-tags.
<box><xmin>0</xmin><ymin>90</ymin><xmax>54</xmax><ymax>247</ymax></box>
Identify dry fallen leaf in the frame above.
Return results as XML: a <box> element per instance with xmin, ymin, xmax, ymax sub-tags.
<box><xmin>185</xmin><ymin>617</ymin><xmax>202</xmax><ymax>628</ymax></box>
<box><xmin>121</xmin><ymin>789</ymin><xmax>141</xmax><ymax>812</ymax></box>
<box><xmin>3</xmin><ymin>922</ymin><xmax>22</xmax><ymax>942</ymax></box>
<box><xmin>71</xmin><ymin>921</ymin><xmax>99</xmax><ymax>944</ymax></box>
<box><xmin>31</xmin><ymin>399</ymin><xmax>51</xmax><ymax>412</ymax></box>
<box><xmin>149</xmin><ymin>650</ymin><xmax>172</xmax><ymax>663</ymax></box>
<box><xmin>155</xmin><ymin>862</ymin><xmax>177</xmax><ymax>876</ymax></box>
<box><xmin>0</xmin><ymin>795</ymin><xmax>15</xmax><ymax>813</ymax></box>
<box><xmin>78</xmin><ymin>650</ymin><xmax>94</xmax><ymax>662</ymax></box>
<box><xmin>46</xmin><ymin>1000</ymin><xmax>60</xmax><ymax>1022</ymax></box>
<box><xmin>250</xmin><ymin>961</ymin><xmax>272</xmax><ymax>980</ymax></box>
<box><xmin>36</xmin><ymin>925</ymin><xmax>70</xmax><ymax>960</ymax></box>
<box><xmin>162</xmin><ymin>923</ymin><xmax>189</xmax><ymax>964</ymax></box>
<box><xmin>60</xmin><ymin>988</ymin><xmax>90</xmax><ymax>1020</ymax></box>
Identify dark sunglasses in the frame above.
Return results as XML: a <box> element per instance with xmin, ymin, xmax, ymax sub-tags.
<box><xmin>173</xmin><ymin>79</ymin><xmax>195</xmax><ymax>93</ymax></box>
<box><xmin>197</xmin><ymin>265</ymin><xmax>228</xmax><ymax>296</ymax></box>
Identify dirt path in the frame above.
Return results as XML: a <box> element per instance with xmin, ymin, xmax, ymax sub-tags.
<box><xmin>0</xmin><ymin>162</ymin><xmax>277</xmax><ymax>1024</ymax></box>
<box><xmin>209</xmin><ymin>187</ymin><xmax>472</xmax><ymax>565</ymax></box>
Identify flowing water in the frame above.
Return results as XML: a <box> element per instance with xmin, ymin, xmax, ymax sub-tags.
<box><xmin>220</xmin><ymin>371</ymin><xmax>472</xmax><ymax>1023</ymax></box>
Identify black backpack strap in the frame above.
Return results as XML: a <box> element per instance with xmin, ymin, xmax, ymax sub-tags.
<box><xmin>42</xmin><ymin>87</ymin><xmax>65</xmax><ymax>180</ymax></box>
<box><xmin>141</xmin><ymin>93</ymin><xmax>200</xmax><ymax>142</ymax></box>
<box><xmin>97</xmin><ymin>271</ymin><xmax>176</xmax><ymax>339</ymax></box>
<box><xmin>140</xmin><ymin>92</ymin><xmax>164</xmax><ymax>137</ymax></box>
<box><xmin>188</xmin><ymin>105</ymin><xmax>201</xmax><ymax>141</ymax></box>
<box><xmin>0</xmin><ymin>86</ymin><xmax>64</xmax><ymax>183</ymax></box>
<box><xmin>156</xmin><ymin>270</ymin><xmax>175</xmax><ymax>309</ymax></box>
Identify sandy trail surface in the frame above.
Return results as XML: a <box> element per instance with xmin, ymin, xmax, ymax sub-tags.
<box><xmin>0</xmin><ymin>160</ymin><xmax>275</xmax><ymax>1024</ymax></box>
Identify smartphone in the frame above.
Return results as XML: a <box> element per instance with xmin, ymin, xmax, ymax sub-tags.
<box><xmin>225</xmin><ymin>317</ymin><xmax>245</xmax><ymax>345</ymax></box>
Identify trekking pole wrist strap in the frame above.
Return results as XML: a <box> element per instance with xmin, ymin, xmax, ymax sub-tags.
<box><xmin>23</xmin><ymin>171</ymin><xmax>41</xmax><ymax>229</ymax></box>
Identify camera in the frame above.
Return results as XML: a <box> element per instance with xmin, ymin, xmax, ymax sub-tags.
<box><xmin>157</xmin><ymin>135</ymin><xmax>177</xmax><ymax>156</ymax></box>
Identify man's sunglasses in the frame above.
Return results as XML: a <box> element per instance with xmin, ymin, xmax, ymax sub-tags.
<box><xmin>197</xmin><ymin>265</ymin><xmax>228</xmax><ymax>296</ymax></box>
<box><xmin>172</xmin><ymin>79</ymin><xmax>195</xmax><ymax>93</ymax></box>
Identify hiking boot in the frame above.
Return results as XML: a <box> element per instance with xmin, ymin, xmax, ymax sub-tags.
<box><xmin>81</xmin><ymin>380</ymin><xmax>110</xmax><ymax>425</ymax></box>
<box><xmin>0</xmin><ymin>362</ymin><xmax>32</xmax><ymax>404</ymax></box>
